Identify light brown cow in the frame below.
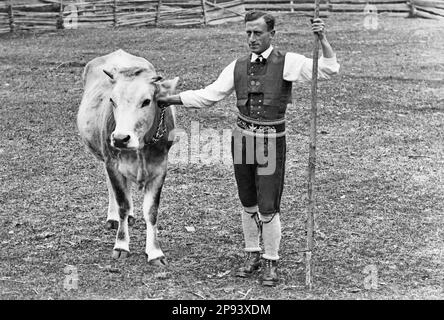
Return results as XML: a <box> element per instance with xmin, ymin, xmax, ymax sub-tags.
<box><xmin>77</xmin><ymin>49</ymin><xmax>178</xmax><ymax>265</ymax></box>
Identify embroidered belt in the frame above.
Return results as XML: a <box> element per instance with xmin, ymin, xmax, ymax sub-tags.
<box><xmin>236</xmin><ymin>114</ymin><xmax>286</xmax><ymax>138</ymax></box>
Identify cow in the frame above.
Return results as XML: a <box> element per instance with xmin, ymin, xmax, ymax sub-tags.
<box><xmin>77</xmin><ymin>49</ymin><xmax>178</xmax><ymax>266</ymax></box>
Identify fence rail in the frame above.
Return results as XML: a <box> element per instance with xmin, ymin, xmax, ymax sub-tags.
<box><xmin>244</xmin><ymin>0</ymin><xmax>329</xmax><ymax>16</ymax></box>
<box><xmin>0</xmin><ymin>0</ymin><xmax>246</xmax><ymax>31</ymax></box>
<box><xmin>0</xmin><ymin>0</ymin><xmax>443</xmax><ymax>34</ymax></box>
<box><xmin>410</xmin><ymin>0</ymin><xmax>444</xmax><ymax>19</ymax></box>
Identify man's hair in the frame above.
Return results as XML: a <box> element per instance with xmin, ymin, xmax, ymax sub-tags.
<box><xmin>244</xmin><ymin>11</ymin><xmax>275</xmax><ymax>31</ymax></box>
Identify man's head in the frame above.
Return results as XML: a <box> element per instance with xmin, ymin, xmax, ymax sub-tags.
<box><xmin>244</xmin><ymin>11</ymin><xmax>275</xmax><ymax>55</ymax></box>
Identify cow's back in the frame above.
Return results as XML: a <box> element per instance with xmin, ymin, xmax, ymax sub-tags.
<box><xmin>77</xmin><ymin>49</ymin><xmax>156</xmax><ymax>160</ymax></box>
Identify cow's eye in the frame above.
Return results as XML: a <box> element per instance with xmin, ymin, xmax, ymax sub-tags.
<box><xmin>110</xmin><ymin>98</ymin><xmax>116</xmax><ymax>107</ymax></box>
<box><xmin>141</xmin><ymin>99</ymin><xmax>151</xmax><ymax>108</ymax></box>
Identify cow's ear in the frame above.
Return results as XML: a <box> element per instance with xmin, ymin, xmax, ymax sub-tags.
<box><xmin>152</xmin><ymin>75</ymin><xmax>163</xmax><ymax>82</ymax></box>
<box><xmin>156</xmin><ymin>77</ymin><xmax>179</xmax><ymax>97</ymax></box>
<box><xmin>103</xmin><ymin>69</ymin><xmax>116</xmax><ymax>82</ymax></box>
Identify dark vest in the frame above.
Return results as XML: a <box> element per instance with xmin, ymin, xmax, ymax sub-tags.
<box><xmin>234</xmin><ymin>49</ymin><xmax>292</xmax><ymax>121</ymax></box>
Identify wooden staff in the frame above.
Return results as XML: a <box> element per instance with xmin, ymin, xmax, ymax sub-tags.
<box><xmin>306</xmin><ymin>0</ymin><xmax>321</xmax><ymax>290</ymax></box>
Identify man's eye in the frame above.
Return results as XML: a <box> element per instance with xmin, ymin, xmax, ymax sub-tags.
<box><xmin>141</xmin><ymin>99</ymin><xmax>151</xmax><ymax>108</ymax></box>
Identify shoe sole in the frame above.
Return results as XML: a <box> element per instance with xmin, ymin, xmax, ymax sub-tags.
<box><xmin>235</xmin><ymin>266</ymin><xmax>261</xmax><ymax>278</ymax></box>
<box><xmin>235</xmin><ymin>269</ymin><xmax>260</xmax><ymax>278</ymax></box>
<box><xmin>261</xmin><ymin>279</ymin><xmax>278</xmax><ymax>287</ymax></box>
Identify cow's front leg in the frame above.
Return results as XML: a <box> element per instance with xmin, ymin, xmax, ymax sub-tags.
<box><xmin>104</xmin><ymin>164</ymin><xmax>135</xmax><ymax>230</ymax></box>
<box><xmin>105</xmin><ymin>165</ymin><xmax>131</xmax><ymax>259</ymax></box>
<box><xmin>143</xmin><ymin>167</ymin><xmax>168</xmax><ymax>266</ymax></box>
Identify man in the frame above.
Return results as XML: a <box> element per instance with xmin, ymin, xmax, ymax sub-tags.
<box><xmin>158</xmin><ymin>11</ymin><xmax>339</xmax><ymax>286</ymax></box>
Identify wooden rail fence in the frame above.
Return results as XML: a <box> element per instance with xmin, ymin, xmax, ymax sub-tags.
<box><xmin>409</xmin><ymin>0</ymin><xmax>444</xmax><ymax>19</ymax></box>
<box><xmin>0</xmin><ymin>0</ymin><xmax>443</xmax><ymax>34</ymax></box>
<box><xmin>0</xmin><ymin>0</ymin><xmax>246</xmax><ymax>31</ymax></box>
<box><xmin>330</xmin><ymin>0</ymin><xmax>411</xmax><ymax>17</ymax></box>
<box><xmin>244</xmin><ymin>0</ymin><xmax>330</xmax><ymax>17</ymax></box>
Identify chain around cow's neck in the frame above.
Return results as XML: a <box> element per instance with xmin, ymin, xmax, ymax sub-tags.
<box><xmin>147</xmin><ymin>104</ymin><xmax>167</xmax><ymax>145</ymax></box>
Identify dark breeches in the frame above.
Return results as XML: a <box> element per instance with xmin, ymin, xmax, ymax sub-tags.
<box><xmin>231</xmin><ymin>133</ymin><xmax>286</xmax><ymax>215</ymax></box>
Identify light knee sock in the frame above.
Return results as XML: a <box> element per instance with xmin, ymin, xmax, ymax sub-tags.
<box><xmin>241</xmin><ymin>210</ymin><xmax>261</xmax><ymax>252</ymax></box>
<box><xmin>260</xmin><ymin>213</ymin><xmax>281</xmax><ymax>260</ymax></box>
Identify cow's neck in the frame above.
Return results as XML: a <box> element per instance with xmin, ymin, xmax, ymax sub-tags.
<box><xmin>136</xmin><ymin>105</ymin><xmax>164</xmax><ymax>189</ymax></box>
<box><xmin>136</xmin><ymin>148</ymin><xmax>147</xmax><ymax>189</ymax></box>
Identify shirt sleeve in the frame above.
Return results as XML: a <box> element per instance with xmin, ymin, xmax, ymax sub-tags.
<box><xmin>283</xmin><ymin>52</ymin><xmax>340</xmax><ymax>83</ymax></box>
<box><xmin>179</xmin><ymin>60</ymin><xmax>236</xmax><ymax>108</ymax></box>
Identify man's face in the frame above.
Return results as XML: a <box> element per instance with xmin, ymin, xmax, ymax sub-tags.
<box><xmin>245</xmin><ymin>17</ymin><xmax>275</xmax><ymax>55</ymax></box>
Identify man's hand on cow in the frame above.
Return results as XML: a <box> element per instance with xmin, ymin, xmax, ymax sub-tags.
<box><xmin>311</xmin><ymin>18</ymin><xmax>326</xmax><ymax>40</ymax></box>
<box><xmin>156</xmin><ymin>96</ymin><xmax>170</xmax><ymax>108</ymax></box>
<box><xmin>156</xmin><ymin>94</ymin><xmax>183</xmax><ymax>107</ymax></box>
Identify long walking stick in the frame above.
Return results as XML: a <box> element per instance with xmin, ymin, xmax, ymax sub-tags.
<box><xmin>306</xmin><ymin>0</ymin><xmax>321</xmax><ymax>290</ymax></box>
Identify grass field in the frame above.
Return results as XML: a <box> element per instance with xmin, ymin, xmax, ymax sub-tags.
<box><xmin>0</xmin><ymin>13</ymin><xmax>443</xmax><ymax>300</ymax></box>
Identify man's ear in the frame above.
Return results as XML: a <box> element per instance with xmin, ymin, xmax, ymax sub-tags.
<box><xmin>156</xmin><ymin>77</ymin><xmax>179</xmax><ymax>98</ymax></box>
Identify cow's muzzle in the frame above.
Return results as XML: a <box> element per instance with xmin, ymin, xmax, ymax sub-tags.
<box><xmin>111</xmin><ymin>133</ymin><xmax>131</xmax><ymax>149</ymax></box>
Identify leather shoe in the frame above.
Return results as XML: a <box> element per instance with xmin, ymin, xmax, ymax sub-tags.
<box><xmin>261</xmin><ymin>259</ymin><xmax>279</xmax><ymax>287</ymax></box>
<box><xmin>235</xmin><ymin>252</ymin><xmax>261</xmax><ymax>278</ymax></box>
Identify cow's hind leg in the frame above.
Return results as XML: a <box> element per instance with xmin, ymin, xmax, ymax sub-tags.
<box><xmin>143</xmin><ymin>162</ymin><xmax>168</xmax><ymax>266</ymax></box>
<box><xmin>105</xmin><ymin>165</ymin><xmax>132</xmax><ymax>259</ymax></box>
<box><xmin>104</xmin><ymin>164</ymin><xmax>135</xmax><ymax>230</ymax></box>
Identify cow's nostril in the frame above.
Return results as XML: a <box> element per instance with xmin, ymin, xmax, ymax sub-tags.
<box><xmin>113</xmin><ymin>134</ymin><xmax>131</xmax><ymax>148</ymax></box>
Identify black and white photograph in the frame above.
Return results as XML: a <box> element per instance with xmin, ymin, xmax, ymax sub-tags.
<box><xmin>0</xmin><ymin>0</ymin><xmax>443</xmax><ymax>303</ymax></box>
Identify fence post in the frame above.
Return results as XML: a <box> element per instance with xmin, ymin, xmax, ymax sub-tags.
<box><xmin>155</xmin><ymin>0</ymin><xmax>162</xmax><ymax>26</ymax></box>
<box><xmin>113</xmin><ymin>0</ymin><xmax>118</xmax><ymax>27</ymax></box>
<box><xmin>8</xmin><ymin>0</ymin><xmax>14</xmax><ymax>33</ymax></box>
<box><xmin>201</xmin><ymin>0</ymin><xmax>207</xmax><ymax>25</ymax></box>
<box><xmin>154</xmin><ymin>0</ymin><xmax>162</xmax><ymax>27</ymax></box>
<box><xmin>408</xmin><ymin>0</ymin><xmax>417</xmax><ymax>17</ymax></box>
<box><xmin>57</xmin><ymin>0</ymin><xmax>64</xmax><ymax>29</ymax></box>
<box><xmin>291</xmin><ymin>0</ymin><xmax>294</xmax><ymax>12</ymax></box>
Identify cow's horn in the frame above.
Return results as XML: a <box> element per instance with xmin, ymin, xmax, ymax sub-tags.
<box><xmin>103</xmin><ymin>69</ymin><xmax>114</xmax><ymax>80</ymax></box>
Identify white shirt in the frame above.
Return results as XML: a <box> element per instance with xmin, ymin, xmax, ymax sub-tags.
<box><xmin>251</xmin><ymin>45</ymin><xmax>274</xmax><ymax>63</ymax></box>
<box><xmin>180</xmin><ymin>45</ymin><xmax>340</xmax><ymax>109</ymax></box>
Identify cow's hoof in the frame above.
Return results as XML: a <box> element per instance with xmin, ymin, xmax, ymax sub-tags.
<box><xmin>105</xmin><ymin>220</ymin><xmax>118</xmax><ymax>230</ymax></box>
<box><xmin>112</xmin><ymin>249</ymin><xmax>130</xmax><ymax>260</ymax></box>
<box><xmin>128</xmin><ymin>216</ymin><xmax>136</xmax><ymax>227</ymax></box>
<box><xmin>149</xmin><ymin>256</ymin><xmax>168</xmax><ymax>267</ymax></box>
